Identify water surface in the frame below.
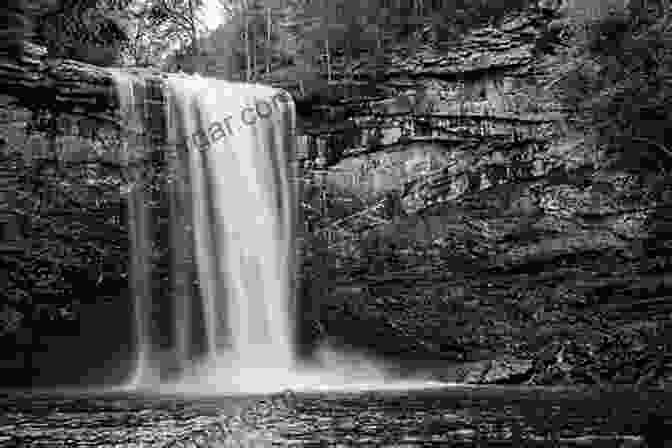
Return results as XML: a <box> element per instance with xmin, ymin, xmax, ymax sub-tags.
<box><xmin>1</xmin><ymin>385</ymin><xmax>667</xmax><ymax>446</ymax></box>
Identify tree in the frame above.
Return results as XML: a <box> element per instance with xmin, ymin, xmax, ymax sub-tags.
<box><xmin>275</xmin><ymin>0</ymin><xmax>380</xmax><ymax>80</ymax></box>
<box><xmin>35</xmin><ymin>0</ymin><xmax>131</xmax><ymax>66</ymax></box>
<box><xmin>139</xmin><ymin>0</ymin><xmax>206</xmax><ymax>62</ymax></box>
<box><xmin>120</xmin><ymin>0</ymin><xmax>176</xmax><ymax>67</ymax></box>
<box><xmin>555</xmin><ymin>4</ymin><xmax>672</xmax><ymax>167</ymax></box>
<box><xmin>186</xmin><ymin>0</ymin><xmax>285</xmax><ymax>79</ymax></box>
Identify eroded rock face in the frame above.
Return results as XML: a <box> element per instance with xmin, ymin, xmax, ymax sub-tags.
<box><xmin>294</xmin><ymin>6</ymin><xmax>672</xmax><ymax>387</ymax></box>
<box><xmin>325</xmin><ymin>141</ymin><xmax>453</xmax><ymax>199</ymax></box>
<box><xmin>461</xmin><ymin>356</ymin><xmax>534</xmax><ymax>384</ymax></box>
<box><xmin>297</xmin><ymin>8</ymin><xmax>568</xmax><ymax>206</ymax></box>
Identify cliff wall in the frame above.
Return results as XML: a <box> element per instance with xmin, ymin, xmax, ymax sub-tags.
<box><xmin>291</xmin><ymin>4</ymin><xmax>672</xmax><ymax>387</ymax></box>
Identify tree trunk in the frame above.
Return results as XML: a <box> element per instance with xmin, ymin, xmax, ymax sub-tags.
<box><xmin>325</xmin><ymin>36</ymin><xmax>331</xmax><ymax>82</ymax></box>
<box><xmin>266</xmin><ymin>6</ymin><xmax>272</xmax><ymax>75</ymax></box>
<box><xmin>189</xmin><ymin>0</ymin><xmax>199</xmax><ymax>57</ymax></box>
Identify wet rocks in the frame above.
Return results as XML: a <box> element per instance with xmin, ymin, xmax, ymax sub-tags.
<box><xmin>461</xmin><ymin>357</ymin><xmax>534</xmax><ymax>384</ymax></box>
<box><xmin>287</xmin><ymin>3</ymin><xmax>672</xmax><ymax>390</ymax></box>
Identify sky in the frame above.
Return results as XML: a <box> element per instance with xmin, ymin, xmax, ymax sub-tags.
<box><xmin>201</xmin><ymin>0</ymin><xmax>227</xmax><ymax>31</ymax></box>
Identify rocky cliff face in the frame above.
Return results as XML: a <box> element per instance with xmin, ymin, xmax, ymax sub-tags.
<box><xmin>290</xmin><ymin>5</ymin><xmax>672</xmax><ymax>387</ymax></box>
<box><xmin>295</xmin><ymin>8</ymin><xmax>569</xmax><ymax>205</ymax></box>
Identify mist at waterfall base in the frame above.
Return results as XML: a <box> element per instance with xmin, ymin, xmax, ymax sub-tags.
<box><xmin>110</xmin><ymin>71</ymin><xmax>446</xmax><ymax>395</ymax></box>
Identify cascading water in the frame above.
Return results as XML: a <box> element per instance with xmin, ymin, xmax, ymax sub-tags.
<box><xmin>109</xmin><ymin>69</ymin><xmax>446</xmax><ymax>393</ymax></box>
<box><xmin>164</xmin><ymin>77</ymin><xmax>298</xmax><ymax>377</ymax></box>
<box><xmin>109</xmin><ymin>70</ymin><xmax>298</xmax><ymax>390</ymax></box>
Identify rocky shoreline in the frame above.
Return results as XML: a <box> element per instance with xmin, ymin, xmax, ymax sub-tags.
<box><xmin>315</xmin><ymin>258</ymin><xmax>672</xmax><ymax>389</ymax></box>
<box><xmin>2</xmin><ymin>387</ymin><xmax>668</xmax><ymax>447</ymax></box>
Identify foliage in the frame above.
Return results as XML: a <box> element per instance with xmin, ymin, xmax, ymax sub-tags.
<box><xmin>120</xmin><ymin>0</ymin><xmax>183</xmax><ymax>67</ymax></box>
<box><xmin>201</xmin><ymin>0</ymin><xmax>272</xmax><ymax>77</ymax></box>
<box><xmin>555</xmin><ymin>5</ymin><xmax>672</xmax><ymax>168</ymax></box>
<box><xmin>0</xmin><ymin>111</ymin><xmax>171</xmax><ymax>348</ymax></box>
<box><xmin>184</xmin><ymin>0</ymin><xmax>537</xmax><ymax>83</ymax></box>
<box><xmin>34</xmin><ymin>0</ymin><xmax>132</xmax><ymax>66</ymax></box>
<box><xmin>137</xmin><ymin>0</ymin><xmax>205</xmax><ymax>56</ymax></box>
<box><xmin>415</xmin><ymin>0</ymin><xmax>535</xmax><ymax>43</ymax></box>
<box><xmin>3</xmin><ymin>0</ymin><xmax>208</xmax><ymax>68</ymax></box>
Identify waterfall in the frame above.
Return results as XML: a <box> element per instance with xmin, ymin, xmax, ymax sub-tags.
<box><xmin>109</xmin><ymin>69</ymin><xmax>156</xmax><ymax>385</ymax></box>
<box><xmin>110</xmin><ymin>70</ymin><xmax>298</xmax><ymax>389</ymax></box>
<box><xmin>163</xmin><ymin>77</ymin><xmax>298</xmax><ymax>373</ymax></box>
<box><xmin>108</xmin><ymin>70</ymin><xmax>442</xmax><ymax>393</ymax></box>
